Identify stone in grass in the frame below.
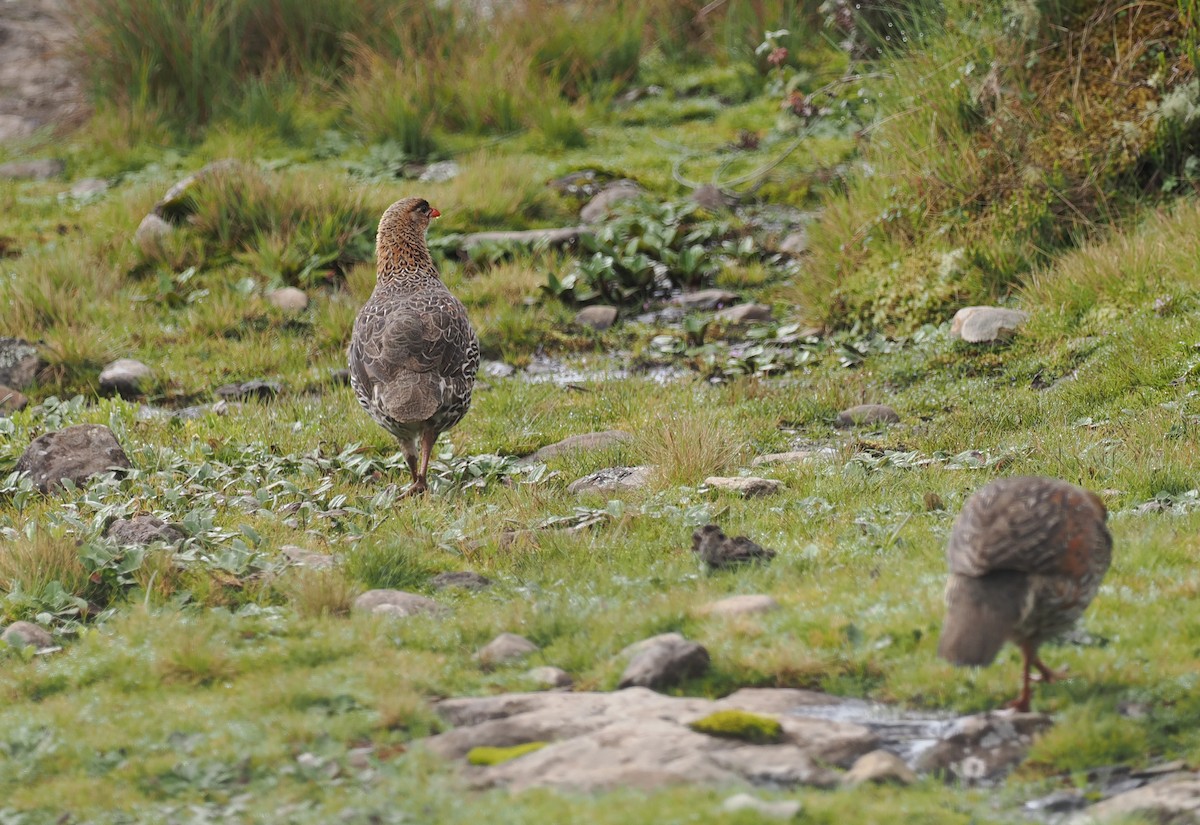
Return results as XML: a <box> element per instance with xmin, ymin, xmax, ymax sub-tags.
<box><xmin>0</xmin><ymin>159</ymin><xmax>64</xmax><ymax>181</ymax></box>
<box><xmin>0</xmin><ymin>337</ymin><xmax>42</xmax><ymax>390</ymax></box>
<box><xmin>267</xmin><ymin>287</ymin><xmax>309</xmax><ymax>313</ymax></box>
<box><xmin>466</xmin><ymin>741</ymin><xmax>547</xmax><ymax>766</ymax></box>
<box><xmin>567</xmin><ymin>465</ymin><xmax>652</xmax><ymax>495</ymax></box>
<box><xmin>15</xmin><ymin>424</ymin><xmax>132</xmax><ymax>494</ymax></box>
<box><xmin>701</xmin><ymin>594</ymin><xmax>780</xmax><ymax>618</ymax></box>
<box><xmin>950</xmin><ymin>306</ymin><xmax>1028</xmax><ymax>343</ymax></box>
<box><xmin>579</xmin><ymin>180</ymin><xmax>643</xmax><ymax>223</ymax></box>
<box><xmin>672</xmin><ymin>289</ymin><xmax>739</xmax><ymax>311</ymax></box>
<box><xmin>714</xmin><ymin>303</ymin><xmax>773</xmax><ymax>325</ymax></box>
<box><xmin>842</xmin><ymin>749</ymin><xmax>917</xmax><ymax>786</ymax></box>
<box><xmin>215</xmin><ymin>380</ymin><xmax>281</xmax><ymax>401</ymax></box>
<box><xmin>430</xmin><ymin>571</ymin><xmax>492</xmax><ymax>591</ymax></box>
<box><xmin>1073</xmin><ymin>773</ymin><xmax>1200</xmax><ymax>823</ymax></box>
<box><xmin>69</xmin><ymin>178</ymin><xmax>108</xmax><ymax>198</ymax></box>
<box><xmin>573</xmin><ymin>305</ymin><xmax>618</xmax><ymax>331</ymax></box>
<box><xmin>281</xmin><ymin>545</ymin><xmax>336</xmax><ymax>570</ymax></box>
<box><xmin>704</xmin><ymin>476</ymin><xmax>782</xmax><ymax>498</ymax></box>
<box><xmin>751</xmin><ymin>449</ymin><xmax>837</xmax><ymax>466</ymax></box>
<box><xmin>721</xmin><ymin>793</ymin><xmax>802</xmax><ymax>820</ymax></box>
<box><xmin>106</xmin><ymin>515</ymin><xmax>184</xmax><ymax>546</ymax></box>
<box><xmin>353</xmin><ymin>589</ymin><xmax>445</xmax><ymax>618</ymax></box>
<box><xmin>834</xmin><ymin>404</ymin><xmax>900</xmax><ymax>429</ymax></box>
<box><xmin>99</xmin><ymin>358</ymin><xmax>153</xmax><ymax>399</ymax></box>
<box><xmin>477</xmin><ymin>633</ymin><xmax>539</xmax><ymax>668</ymax></box>
<box><xmin>688</xmin><ymin>710</ymin><xmax>783</xmax><ymax>744</ymax></box>
<box><xmin>618</xmin><ymin>635</ymin><xmax>710</xmax><ymax>689</ymax></box>
<box><xmin>1</xmin><ymin>621</ymin><xmax>54</xmax><ymax>651</ymax></box>
<box><xmin>525</xmin><ymin>666</ymin><xmax>574</xmax><ymax>690</ymax></box>
<box><xmin>135</xmin><ymin>214</ymin><xmax>173</xmax><ymax>258</ymax></box>
<box><xmin>519</xmin><ymin>430</ymin><xmax>632</xmax><ymax>465</ymax></box>
<box><xmin>154</xmin><ymin>159</ymin><xmax>245</xmax><ymax>221</ymax></box>
<box><xmin>0</xmin><ymin>384</ymin><xmax>28</xmax><ymax>415</ymax></box>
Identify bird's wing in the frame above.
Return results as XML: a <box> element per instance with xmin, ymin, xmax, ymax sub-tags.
<box><xmin>946</xmin><ymin>477</ymin><xmax>1107</xmax><ymax>577</ymax></box>
<box><xmin>350</xmin><ymin>292</ymin><xmax>478</xmax><ymax>423</ymax></box>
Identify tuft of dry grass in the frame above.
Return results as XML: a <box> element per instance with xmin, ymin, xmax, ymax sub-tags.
<box><xmin>277</xmin><ymin>567</ymin><xmax>358</xmax><ymax>619</ymax></box>
<box><xmin>634</xmin><ymin>407</ymin><xmax>747</xmax><ymax>486</ymax></box>
<box><xmin>0</xmin><ymin>533</ymin><xmax>92</xmax><ymax>601</ymax></box>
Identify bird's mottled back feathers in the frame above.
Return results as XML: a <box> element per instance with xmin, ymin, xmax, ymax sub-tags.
<box><xmin>946</xmin><ymin>476</ymin><xmax>1110</xmax><ymax>578</ymax></box>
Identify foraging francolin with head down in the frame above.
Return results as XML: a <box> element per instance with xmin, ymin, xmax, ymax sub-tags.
<box><xmin>348</xmin><ymin>197</ymin><xmax>479</xmax><ymax>496</ymax></box>
<box><xmin>938</xmin><ymin>476</ymin><xmax>1112</xmax><ymax>712</ymax></box>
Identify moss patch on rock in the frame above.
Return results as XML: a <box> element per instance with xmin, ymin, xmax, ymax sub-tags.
<box><xmin>688</xmin><ymin>710</ymin><xmax>783</xmax><ymax>744</ymax></box>
<box><xmin>466</xmin><ymin>741</ymin><xmax>548</xmax><ymax>766</ymax></box>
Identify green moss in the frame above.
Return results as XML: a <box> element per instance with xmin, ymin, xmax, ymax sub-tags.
<box><xmin>688</xmin><ymin>710</ymin><xmax>783</xmax><ymax>744</ymax></box>
<box><xmin>466</xmin><ymin>741</ymin><xmax>548</xmax><ymax>766</ymax></box>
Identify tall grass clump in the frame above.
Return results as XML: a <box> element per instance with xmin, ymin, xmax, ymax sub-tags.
<box><xmin>795</xmin><ymin>0</ymin><xmax>1198</xmax><ymax>332</ymax></box>
<box><xmin>72</xmin><ymin>0</ymin><xmax>457</xmax><ymax>128</ymax></box>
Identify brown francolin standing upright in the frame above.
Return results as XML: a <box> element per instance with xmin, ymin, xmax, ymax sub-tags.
<box><xmin>349</xmin><ymin>197</ymin><xmax>479</xmax><ymax>496</ymax></box>
<box><xmin>937</xmin><ymin>476</ymin><xmax>1112</xmax><ymax>711</ymax></box>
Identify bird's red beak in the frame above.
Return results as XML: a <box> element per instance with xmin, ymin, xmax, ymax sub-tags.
<box><xmin>429</xmin><ymin>208</ymin><xmax>441</xmax><ymax>219</ymax></box>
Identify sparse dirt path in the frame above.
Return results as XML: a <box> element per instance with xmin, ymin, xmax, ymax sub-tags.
<box><xmin>0</xmin><ymin>0</ymin><xmax>84</xmax><ymax>143</ymax></box>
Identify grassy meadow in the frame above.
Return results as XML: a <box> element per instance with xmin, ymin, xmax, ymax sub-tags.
<box><xmin>3</xmin><ymin>0</ymin><xmax>1200</xmax><ymax>821</ymax></box>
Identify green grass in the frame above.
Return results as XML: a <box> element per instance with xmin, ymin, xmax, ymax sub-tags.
<box><xmin>3</xmin><ymin>0</ymin><xmax>1200</xmax><ymax>821</ymax></box>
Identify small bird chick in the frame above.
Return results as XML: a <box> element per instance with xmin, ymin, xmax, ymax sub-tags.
<box><xmin>691</xmin><ymin>524</ymin><xmax>776</xmax><ymax>570</ymax></box>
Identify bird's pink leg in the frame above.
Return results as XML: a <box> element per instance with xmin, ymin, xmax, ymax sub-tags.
<box><xmin>398</xmin><ymin>443</ymin><xmax>426</xmax><ymax>498</ymax></box>
<box><xmin>1004</xmin><ymin>642</ymin><xmax>1034</xmax><ymax>712</ymax></box>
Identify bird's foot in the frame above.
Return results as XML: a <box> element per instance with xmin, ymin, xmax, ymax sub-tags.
<box><xmin>399</xmin><ymin>480</ymin><xmax>429</xmax><ymax>498</ymax></box>
<box><xmin>1003</xmin><ymin>695</ymin><xmax>1033</xmax><ymax>713</ymax></box>
<box><xmin>1031</xmin><ymin>659</ymin><xmax>1068</xmax><ymax>684</ymax></box>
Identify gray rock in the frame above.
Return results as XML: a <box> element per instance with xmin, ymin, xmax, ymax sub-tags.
<box><xmin>134</xmin><ymin>213</ymin><xmax>173</xmax><ymax>258</ymax></box>
<box><xmin>425</xmin><ymin>687</ymin><xmax>875</xmax><ymax>792</ymax></box>
<box><xmin>701</xmin><ymin>594</ymin><xmax>780</xmax><ymax>617</ymax></box>
<box><xmin>1</xmin><ymin>621</ymin><xmax>54</xmax><ymax>650</ymax></box>
<box><xmin>458</xmin><ymin>226</ymin><xmax>592</xmax><ymax>254</ymax></box>
<box><xmin>914</xmin><ymin>711</ymin><xmax>1053</xmax><ymax>784</ymax></box>
<box><xmin>352</xmin><ymin>589</ymin><xmax>445</xmax><ymax>618</ymax></box>
<box><xmin>620</xmin><ymin>632</ymin><xmax>687</xmax><ymax>658</ymax></box>
<box><xmin>0</xmin><ymin>384</ymin><xmax>28</xmax><ymax>416</ymax></box>
<box><xmin>0</xmin><ymin>158</ymin><xmax>64</xmax><ymax>181</ymax></box>
<box><xmin>215</xmin><ymin>380</ymin><xmax>281</xmax><ymax>401</ymax></box>
<box><xmin>418</xmin><ymin>160</ymin><xmax>460</xmax><ymax>183</ymax></box>
<box><xmin>69</xmin><ymin>178</ymin><xmax>108</xmax><ymax>198</ymax></box>
<box><xmin>842</xmin><ymin>749</ymin><xmax>917</xmax><ymax>786</ymax></box>
<box><xmin>106</xmin><ymin>515</ymin><xmax>184</xmax><ymax>546</ymax></box>
<box><xmin>580</xmin><ymin>180</ymin><xmax>643</xmax><ymax>223</ymax></box>
<box><xmin>478</xmin><ymin>633</ymin><xmax>539</xmax><ymax>667</ymax></box>
<box><xmin>280</xmin><ymin>545</ymin><xmax>335</xmax><ymax>570</ymax></box>
<box><xmin>752</xmin><ymin>448</ymin><xmax>838</xmax><ymax>466</ymax></box>
<box><xmin>15</xmin><ymin>424</ymin><xmax>132</xmax><ymax>493</ymax></box>
<box><xmin>1072</xmin><ymin>773</ymin><xmax>1200</xmax><ymax>823</ymax></box>
<box><xmin>568</xmin><ymin>465</ymin><xmax>653</xmax><ymax>495</ymax></box>
<box><xmin>0</xmin><ymin>115</ymin><xmax>36</xmax><ymax>142</ymax></box>
<box><xmin>574</xmin><ymin>305</ymin><xmax>618</xmax><ymax>331</ymax></box>
<box><xmin>721</xmin><ymin>793</ymin><xmax>802</xmax><ymax>819</ymax></box>
<box><xmin>778</xmin><ymin>230</ymin><xmax>808</xmax><ymax>256</ymax></box>
<box><xmin>520</xmin><ymin>430</ymin><xmax>631</xmax><ymax>465</ymax></box>
<box><xmin>715</xmin><ymin>303</ymin><xmax>773</xmax><ymax>325</ymax></box>
<box><xmin>266</xmin><ymin>287</ymin><xmax>308</xmax><ymax>312</ymax></box>
<box><xmin>430</xmin><ymin>571</ymin><xmax>492</xmax><ymax>591</ymax></box>
<box><xmin>618</xmin><ymin>636</ymin><xmax>710</xmax><ymax>689</ymax></box>
<box><xmin>950</xmin><ymin>306</ymin><xmax>1028</xmax><ymax>343</ymax></box>
<box><xmin>691</xmin><ymin>184</ymin><xmax>735</xmax><ymax>211</ymax></box>
<box><xmin>526</xmin><ymin>666</ymin><xmax>573</xmax><ymax>690</ymax></box>
<box><xmin>0</xmin><ymin>338</ymin><xmax>42</xmax><ymax>389</ymax></box>
<box><xmin>155</xmin><ymin>159</ymin><xmax>244</xmax><ymax>220</ymax></box>
<box><xmin>834</xmin><ymin>404</ymin><xmax>900</xmax><ymax>429</ymax></box>
<box><xmin>704</xmin><ymin>476</ymin><xmax>782</xmax><ymax>497</ymax></box>
<box><xmin>548</xmin><ymin>170</ymin><xmax>607</xmax><ymax>199</ymax></box>
<box><xmin>99</xmin><ymin>358</ymin><xmax>153</xmax><ymax>399</ymax></box>
<box><xmin>672</xmin><ymin>289</ymin><xmax>739</xmax><ymax>311</ymax></box>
